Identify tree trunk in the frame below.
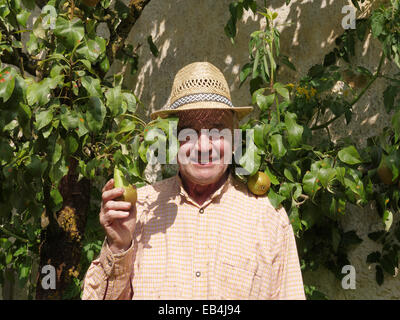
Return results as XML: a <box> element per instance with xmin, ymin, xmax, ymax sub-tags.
<box><xmin>35</xmin><ymin>157</ymin><xmax>90</xmax><ymax>300</ymax></box>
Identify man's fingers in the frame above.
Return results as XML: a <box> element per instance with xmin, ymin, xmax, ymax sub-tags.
<box><xmin>101</xmin><ymin>210</ymin><xmax>131</xmax><ymax>226</ymax></box>
<box><xmin>102</xmin><ymin>188</ymin><xmax>125</xmax><ymax>203</ymax></box>
<box><xmin>104</xmin><ymin>200</ymin><xmax>132</xmax><ymax>211</ymax></box>
<box><xmin>102</xmin><ymin>179</ymin><xmax>115</xmax><ymax>193</ymax></box>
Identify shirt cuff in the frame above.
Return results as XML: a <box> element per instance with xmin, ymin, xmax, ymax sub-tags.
<box><xmin>99</xmin><ymin>239</ymin><xmax>135</xmax><ymax>278</ymax></box>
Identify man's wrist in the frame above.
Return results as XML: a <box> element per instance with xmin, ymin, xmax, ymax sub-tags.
<box><xmin>107</xmin><ymin>238</ymin><xmax>133</xmax><ymax>255</ymax></box>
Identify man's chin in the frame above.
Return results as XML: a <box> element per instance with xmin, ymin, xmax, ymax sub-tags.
<box><xmin>184</xmin><ymin>165</ymin><xmax>227</xmax><ymax>185</ymax></box>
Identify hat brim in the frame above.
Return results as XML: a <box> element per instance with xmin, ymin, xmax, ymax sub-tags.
<box><xmin>150</xmin><ymin>102</ymin><xmax>253</xmax><ymax>120</ymax></box>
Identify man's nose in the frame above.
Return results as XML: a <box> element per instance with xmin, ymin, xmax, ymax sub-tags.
<box><xmin>196</xmin><ymin>131</ymin><xmax>212</xmax><ymax>152</ymax></box>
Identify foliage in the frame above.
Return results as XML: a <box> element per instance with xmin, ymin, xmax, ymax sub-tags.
<box><xmin>227</xmin><ymin>1</ymin><xmax>400</xmax><ymax>298</ymax></box>
<box><xmin>0</xmin><ymin>0</ymin><xmax>156</xmax><ymax>299</ymax></box>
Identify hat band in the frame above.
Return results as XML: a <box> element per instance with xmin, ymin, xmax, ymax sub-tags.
<box><xmin>168</xmin><ymin>93</ymin><xmax>234</xmax><ymax>110</ymax></box>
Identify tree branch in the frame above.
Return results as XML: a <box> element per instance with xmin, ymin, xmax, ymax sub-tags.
<box><xmin>1</xmin><ymin>48</ymin><xmax>38</xmax><ymax>77</ymax></box>
<box><xmin>106</xmin><ymin>0</ymin><xmax>151</xmax><ymax>66</ymax></box>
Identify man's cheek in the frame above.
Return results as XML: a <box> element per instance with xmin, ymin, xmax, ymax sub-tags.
<box><xmin>178</xmin><ymin>144</ymin><xmax>194</xmax><ymax>164</ymax></box>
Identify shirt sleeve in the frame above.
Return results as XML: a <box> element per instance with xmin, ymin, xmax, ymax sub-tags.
<box><xmin>81</xmin><ymin>239</ymin><xmax>135</xmax><ymax>300</ymax></box>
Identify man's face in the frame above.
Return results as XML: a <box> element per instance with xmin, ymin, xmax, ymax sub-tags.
<box><xmin>177</xmin><ymin>109</ymin><xmax>234</xmax><ymax>186</ymax></box>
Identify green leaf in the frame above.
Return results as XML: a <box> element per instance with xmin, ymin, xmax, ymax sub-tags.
<box><xmin>383</xmin><ymin>85</ymin><xmax>398</xmax><ymax>113</ymax></box>
<box><xmin>81</xmin><ymin>76</ymin><xmax>102</xmax><ymax>97</ymax></box>
<box><xmin>239</xmin><ymin>63</ymin><xmax>252</xmax><ymax>86</ymax></box>
<box><xmin>35</xmin><ymin>109</ymin><xmax>53</xmax><ymax>130</ymax></box>
<box><xmin>65</xmin><ymin>135</ymin><xmax>79</xmax><ymax>154</ymax></box>
<box><xmin>268</xmin><ymin>188</ymin><xmax>286</xmax><ymax>209</ymax></box>
<box><xmin>50</xmin><ymin>188</ymin><xmax>63</xmax><ymax>211</ymax></box>
<box><xmin>0</xmin><ymin>139</ymin><xmax>13</xmax><ymax>163</ymax></box>
<box><xmin>60</xmin><ymin>106</ymin><xmax>80</xmax><ymax>131</ymax></box>
<box><xmin>280</xmin><ymin>55</ymin><xmax>296</xmax><ymax>71</ymax></box>
<box><xmin>26</xmin><ymin>77</ymin><xmax>60</xmax><ymax>106</ymax></box>
<box><xmin>288</xmin><ymin>206</ymin><xmax>301</xmax><ymax>234</ymax></box>
<box><xmin>269</xmin><ymin>134</ymin><xmax>286</xmax><ymax>158</ymax></box>
<box><xmin>264</xmin><ymin>166</ymin><xmax>279</xmax><ymax>185</ymax></box>
<box><xmin>356</xmin><ymin>66</ymin><xmax>372</xmax><ymax>78</ymax></box>
<box><xmin>76</xmin><ymin>39</ymin><xmax>101</xmax><ymax>63</ymax></box>
<box><xmin>105</xmin><ymin>86</ymin><xmax>123</xmax><ymax>116</ymax></box>
<box><xmin>85</xmin><ymin>97</ymin><xmax>106</xmax><ymax>133</ymax></box>
<box><xmin>284</xmin><ymin>112</ymin><xmax>303</xmax><ymax>147</ymax></box>
<box><xmin>49</xmin><ymin>156</ymin><xmax>68</xmax><ymax>184</ymax></box>
<box><xmin>303</xmin><ymin>171</ymin><xmax>321</xmax><ymax>197</ymax></box>
<box><xmin>256</xmin><ymin>93</ymin><xmax>275</xmax><ymax>112</ymax></box>
<box><xmin>26</xmin><ymin>155</ymin><xmax>47</xmax><ymax>178</ymax></box>
<box><xmin>122</xmin><ymin>93</ymin><xmax>137</xmax><ymax>113</ymax></box>
<box><xmin>238</xmin><ymin>138</ymin><xmax>261</xmax><ymax>176</ymax></box>
<box><xmin>117</xmin><ymin>119</ymin><xmax>136</xmax><ymax>134</ymax></box>
<box><xmin>338</xmin><ymin>145</ymin><xmax>362</xmax><ymax>165</ymax></box>
<box><xmin>54</xmin><ymin>17</ymin><xmax>85</xmax><ymax>49</ymax></box>
<box><xmin>52</xmin><ymin>143</ymin><xmax>62</xmax><ymax>164</ymax></box>
<box><xmin>253</xmin><ymin>123</ymin><xmax>266</xmax><ymax>148</ymax></box>
<box><xmin>371</xmin><ymin>11</ymin><xmax>385</xmax><ymax>38</ymax></box>
<box><xmin>317</xmin><ymin>167</ymin><xmax>336</xmax><ymax>188</ymax></box>
<box><xmin>99</xmin><ymin>56</ymin><xmax>110</xmax><ymax>73</ymax></box>
<box><xmin>26</xmin><ymin>32</ymin><xmax>38</xmax><ymax>55</ymax></box>
<box><xmin>252</xmin><ymin>50</ymin><xmax>260</xmax><ymax>79</ymax></box>
<box><xmin>283</xmin><ymin>168</ymin><xmax>294</xmax><ymax>182</ymax></box>
<box><xmin>383</xmin><ymin>210</ymin><xmax>393</xmax><ymax>231</ymax></box>
<box><xmin>279</xmin><ymin>182</ymin><xmax>294</xmax><ymax>198</ymax></box>
<box><xmin>14</xmin><ymin>247</ymin><xmax>27</xmax><ymax>257</ymax></box>
<box><xmin>0</xmin><ymin>67</ymin><xmax>17</xmax><ymax>102</ymax></box>
<box><xmin>32</xmin><ymin>14</ymin><xmax>47</xmax><ymax>39</ymax></box>
<box><xmin>273</xmin><ymin>82</ymin><xmax>290</xmax><ymax>101</ymax></box>
<box><xmin>16</xmin><ymin>10</ymin><xmax>30</xmax><ymax>27</ymax></box>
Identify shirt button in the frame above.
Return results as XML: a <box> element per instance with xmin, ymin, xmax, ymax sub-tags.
<box><xmin>195</xmin><ymin>271</ymin><xmax>201</xmax><ymax>277</ymax></box>
<box><xmin>107</xmin><ymin>257</ymin><xmax>112</xmax><ymax>266</ymax></box>
<box><xmin>199</xmin><ymin>208</ymin><xmax>204</xmax><ymax>214</ymax></box>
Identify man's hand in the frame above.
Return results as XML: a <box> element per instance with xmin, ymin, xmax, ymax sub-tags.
<box><xmin>100</xmin><ymin>179</ymin><xmax>137</xmax><ymax>254</ymax></box>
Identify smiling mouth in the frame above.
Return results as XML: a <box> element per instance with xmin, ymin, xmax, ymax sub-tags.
<box><xmin>190</xmin><ymin>159</ymin><xmax>218</xmax><ymax>165</ymax></box>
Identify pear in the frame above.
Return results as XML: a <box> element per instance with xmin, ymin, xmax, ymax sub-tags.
<box><xmin>247</xmin><ymin>171</ymin><xmax>271</xmax><ymax>196</ymax></box>
<box><xmin>114</xmin><ymin>167</ymin><xmax>137</xmax><ymax>205</ymax></box>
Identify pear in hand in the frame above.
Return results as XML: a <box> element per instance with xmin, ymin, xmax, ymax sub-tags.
<box><xmin>113</xmin><ymin>167</ymin><xmax>137</xmax><ymax>206</ymax></box>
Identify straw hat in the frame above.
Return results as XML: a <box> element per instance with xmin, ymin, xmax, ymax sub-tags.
<box><xmin>150</xmin><ymin>62</ymin><xmax>253</xmax><ymax>120</ymax></box>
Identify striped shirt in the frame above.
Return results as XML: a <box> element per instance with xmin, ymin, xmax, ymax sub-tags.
<box><xmin>82</xmin><ymin>172</ymin><xmax>306</xmax><ymax>300</ymax></box>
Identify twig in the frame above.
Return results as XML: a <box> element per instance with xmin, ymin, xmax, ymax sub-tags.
<box><xmin>0</xmin><ymin>225</ymin><xmax>29</xmax><ymax>243</ymax></box>
<box><xmin>311</xmin><ymin>52</ymin><xmax>385</xmax><ymax>131</ymax></box>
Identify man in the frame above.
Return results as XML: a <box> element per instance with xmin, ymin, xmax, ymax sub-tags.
<box><xmin>82</xmin><ymin>62</ymin><xmax>305</xmax><ymax>299</ymax></box>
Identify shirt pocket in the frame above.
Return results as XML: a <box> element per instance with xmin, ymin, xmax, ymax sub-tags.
<box><xmin>214</xmin><ymin>251</ymin><xmax>261</xmax><ymax>299</ymax></box>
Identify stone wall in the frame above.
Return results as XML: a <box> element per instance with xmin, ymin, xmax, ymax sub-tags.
<box><xmin>117</xmin><ymin>0</ymin><xmax>399</xmax><ymax>299</ymax></box>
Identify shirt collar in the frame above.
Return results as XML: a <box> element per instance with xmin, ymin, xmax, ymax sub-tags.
<box><xmin>174</xmin><ymin>169</ymin><xmax>235</xmax><ymax>207</ymax></box>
